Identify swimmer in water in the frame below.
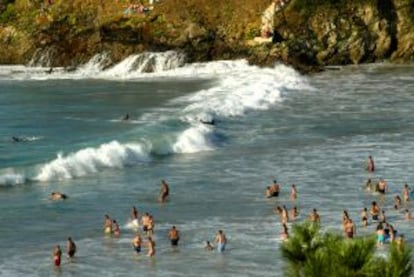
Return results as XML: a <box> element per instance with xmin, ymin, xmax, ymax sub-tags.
<box><xmin>204</xmin><ymin>240</ymin><xmax>214</xmax><ymax>251</ymax></box>
<box><xmin>200</xmin><ymin>119</ymin><xmax>215</xmax><ymax>125</ymax></box>
<box><xmin>49</xmin><ymin>192</ymin><xmax>68</xmax><ymax>200</ymax></box>
<box><xmin>122</xmin><ymin>113</ymin><xmax>130</xmax><ymax>121</ymax></box>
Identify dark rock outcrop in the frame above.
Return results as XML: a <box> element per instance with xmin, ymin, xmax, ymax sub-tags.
<box><xmin>0</xmin><ymin>0</ymin><xmax>412</xmax><ymax>73</ymax></box>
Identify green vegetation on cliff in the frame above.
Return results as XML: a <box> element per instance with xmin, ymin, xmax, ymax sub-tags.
<box><xmin>0</xmin><ymin>0</ymin><xmax>413</xmax><ymax>71</ymax></box>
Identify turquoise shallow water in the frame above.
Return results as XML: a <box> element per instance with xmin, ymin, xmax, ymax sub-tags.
<box><xmin>0</xmin><ymin>58</ymin><xmax>413</xmax><ymax>276</ymax></box>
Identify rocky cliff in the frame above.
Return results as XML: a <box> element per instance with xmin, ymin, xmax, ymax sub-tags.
<box><xmin>0</xmin><ymin>0</ymin><xmax>413</xmax><ymax>73</ymax></box>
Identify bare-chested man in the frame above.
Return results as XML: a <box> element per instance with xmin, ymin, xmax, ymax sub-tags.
<box><xmin>66</xmin><ymin>237</ymin><xmax>77</xmax><ymax>258</ymax></box>
<box><xmin>309</xmin><ymin>208</ymin><xmax>320</xmax><ymax>223</ymax></box>
<box><xmin>215</xmin><ymin>230</ymin><xmax>227</xmax><ymax>252</ymax></box>
<box><xmin>370</xmin><ymin>201</ymin><xmax>380</xmax><ymax>221</ymax></box>
<box><xmin>168</xmin><ymin>225</ymin><xmax>180</xmax><ymax>246</ymax></box>
<box><xmin>378</xmin><ymin>178</ymin><xmax>388</xmax><ymax>194</ymax></box>
<box><xmin>141</xmin><ymin>212</ymin><xmax>151</xmax><ymax>235</ymax></box>
<box><xmin>270</xmin><ymin>180</ymin><xmax>280</xmax><ymax>197</ymax></box>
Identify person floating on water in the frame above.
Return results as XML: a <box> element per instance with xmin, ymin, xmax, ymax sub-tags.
<box><xmin>200</xmin><ymin>118</ymin><xmax>215</xmax><ymax>125</ymax></box>
<box><xmin>49</xmin><ymin>192</ymin><xmax>68</xmax><ymax>200</ymax></box>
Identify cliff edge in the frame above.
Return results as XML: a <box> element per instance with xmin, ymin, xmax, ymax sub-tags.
<box><xmin>0</xmin><ymin>0</ymin><xmax>413</xmax><ymax>73</ymax></box>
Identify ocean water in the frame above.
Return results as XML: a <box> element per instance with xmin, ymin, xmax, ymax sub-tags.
<box><xmin>0</xmin><ymin>53</ymin><xmax>413</xmax><ymax>276</ymax></box>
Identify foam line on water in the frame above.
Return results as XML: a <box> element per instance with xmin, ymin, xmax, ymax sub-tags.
<box><xmin>34</xmin><ymin>141</ymin><xmax>151</xmax><ymax>182</ymax></box>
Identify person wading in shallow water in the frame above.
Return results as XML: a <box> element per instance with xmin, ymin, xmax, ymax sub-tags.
<box><xmin>215</xmin><ymin>230</ymin><xmax>227</xmax><ymax>252</ymax></box>
<box><xmin>366</xmin><ymin>155</ymin><xmax>375</xmax><ymax>173</ymax></box>
<box><xmin>159</xmin><ymin>179</ymin><xmax>169</xmax><ymax>202</ymax></box>
<box><xmin>67</xmin><ymin>237</ymin><xmax>77</xmax><ymax>258</ymax></box>
<box><xmin>168</xmin><ymin>225</ymin><xmax>180</xmax><ymax>246</ymax></box>
<box><xmin>53</xmin><ymin>245</ymin><xmax>62</xmax><ymax>266</ymax></box>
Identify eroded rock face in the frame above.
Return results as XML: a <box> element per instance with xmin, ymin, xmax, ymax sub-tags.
<box><xmin>272</xmin><ymin>0</ymin><xmax>413</xmax><ymax>68</ymax></box>
<box><xmin>0</xmin><ymin>0</ymin><xmax>412</xmax><ymax>71</ymax></box>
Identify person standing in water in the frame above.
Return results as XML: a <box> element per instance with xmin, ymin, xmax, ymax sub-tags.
<box><xmin>104</xmin><ymin>214</ymin><xmax>112</xmax><ymax>234</ymax></box>
<box><xmin>309</xmin><ymin>208</ymin><xmax>320</xmax><ymax>223</ymax></box>
<box><xmin>290</xmin><ymin>184</ymin><xmax>297</xmax><ymax>201</ymax></box>
<box><xmin>53</xmin><ymin>245</ymin><xmax>62</xmax><ymax>267</ymax></box>
<box><xmin>366</xmin><ymin>156</ymin><xmax>375</xmax><ymax>173</ymax></box>
<box><xmin>159</xmin><ymin>179</ymin><xmax>169</xmax><ymax>202</ymax></box>
<box><xmin>132</xmin><ymin>234</ymin><xmax>142</xmax><ymax>254</ymax></box>
<box><xmin>66</xmin><ymin>237</ymin><xmax>77</xmax><ymax>258</ymax></box>
<box><xmin>215</xmin><ymin>230</ymin><xmax>227</xmax><ymax>253</ymax></box>
<box><xmin>112</xmin><ymin>220</ymin><xmax>121</xmax><ymax>237</ymax></box>
<box><xmin>130</xmin><ymin>206</ymin><xmax>139</xmax><ymax>228</ymax></box>
<box><xmin>147</xmin><ymin>236</ymin><xmax>156</xmax><ymax>257</ymax></box>
<box><xmin>402</xmin><ymin>183</ymin><xmax>411</xmax><ymax>203</ymax></box>
<box><xmin>168</xmin><ymin>226</ymin><xmax>180</xmax><ymax>246</ymax></box>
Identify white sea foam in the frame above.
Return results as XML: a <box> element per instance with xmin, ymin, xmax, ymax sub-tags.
<box><xmin>34</xmin><ymin>141</ymin><xmax>150</xmax><ymax>182</ymax></box>
<box><xmin>100</xmin><ymin>51</ymin><xmax>186</xmax><ymax>78</ymax></box>
<box><xmin>0</xmin><ymin>172</ymin><xmax>26</xmax><ymax>186</ymax></box>
<box><xmin>1</xmin><ymin>52</ymin><xmax>308</xmax><ymax>181</ymax></box>
<box><xmin>173</xmin><ymin>124</ymin><xmax>215</xmax><ymax>153</ymax></box>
